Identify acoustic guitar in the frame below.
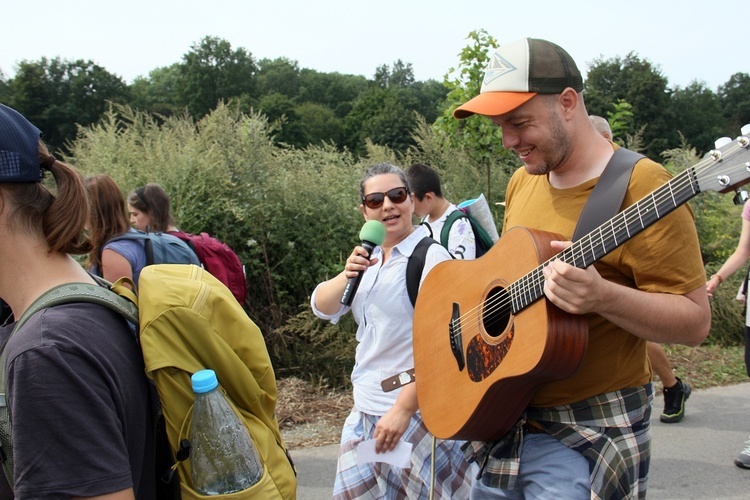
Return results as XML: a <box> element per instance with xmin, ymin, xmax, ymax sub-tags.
<box><xmin>412</xmin><ymin>129</ymin><xmax>750</xmax><ymax>441</ymax></box>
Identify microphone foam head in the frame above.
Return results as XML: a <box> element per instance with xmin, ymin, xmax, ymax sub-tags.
<box><xmin>360</xmin><ymin>220</ymin><xmax>386</xmax><ymax>245</ymax></box>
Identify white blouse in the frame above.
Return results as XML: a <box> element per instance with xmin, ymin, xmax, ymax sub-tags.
<box><xmin>311</xmin><ymin>225</ymin><xmax>451</xmax><ymax>415</ymax></box>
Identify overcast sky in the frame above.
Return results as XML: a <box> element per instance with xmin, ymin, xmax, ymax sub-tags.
<box><xmin>2</xmin><ymin>0</ymin><xmax>746</xmax><ymax>91</ymax></box>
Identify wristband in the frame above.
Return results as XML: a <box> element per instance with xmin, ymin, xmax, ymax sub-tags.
<box><xmin>711</xmin><ymin>274</ymin><xmax>724</xmax><ymax>284</ymax></box>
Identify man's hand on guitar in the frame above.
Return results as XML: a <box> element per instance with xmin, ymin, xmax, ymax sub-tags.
<box><xmin>542</xmin><ymin>240</ymin><xmax>609</xmax><ymax>315</ymax></box>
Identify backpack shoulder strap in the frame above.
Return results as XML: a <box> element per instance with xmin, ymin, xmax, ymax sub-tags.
<box><xmin>0</xmin><ymin>281</ymin><xmax>141</xmax><ymax>490</ymax></box>
<box><xmin>406</xmin><ymin>237</ymin><xmax>440</xmax><ymax>308</ymax></box>
<box><xmin>10</xmin><ymin>282</ymin><xmax>138</xmax><ymax>338</ymax></box>
<box><xmin>572</xmin><ymin>147</ymin><xmax>644</xmax><ymax>241</ymax></box>
<box><xmin>440</xmin><ymin>210</ymin><xmax>467</xmax><ymax>248</ymax></box>
<box><xmin>472</xmin><ymin>220</ymin><xmax>495</xmax><ymax>251</ymax></box>
<box><xmin>2</xmin><ymin>283</ymin><xmax>138</xmax><ymax>381</ymax></box>
<box><xmin>418</xmin><ymin>221</ymin><xmax>434</xmax><ymax>239</ymax></box>
<box><xmin>171</xmin><ymin>231</ymin><xmax>202</xmax><ymax>261</ymax></box>
<box><xmin>107</xmin><ymin>231</ymin><xmax>155</xmax><ymax>266</ymax></box>
<box><xmin>109</xmin><ymin>231</ymin><xmax>147</xmax><ymax>246</ymax></box>
<box><xmin>0</xmin><ymin>281</ymin><xmax>138</xmax><ymax>407</ymax></box>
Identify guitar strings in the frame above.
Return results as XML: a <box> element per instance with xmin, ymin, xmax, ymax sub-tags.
<box><xmin>454</xmin><ymin>149</ymin><xmax>720</xmax><ymax>328</ymax></box>
<box><xmin>449</xmin><ymin>141</ymin><xmax>749</xmax><ymax>334</ymax></box>
<box><xmin>454</xmin><ymin>142</ymin><xmax>746</xmax><ymax>329</ymax></box>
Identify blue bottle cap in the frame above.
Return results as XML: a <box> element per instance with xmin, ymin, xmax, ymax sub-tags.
<box><xmin>191</xmin><ymin>369</ymin><xmax>219</xmax><ymax>394</ymax></box>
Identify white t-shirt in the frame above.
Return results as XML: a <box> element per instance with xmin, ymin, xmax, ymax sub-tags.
<box><xmin>422</xmin><ymin>205</ymin><xmax>477</xmax><ymax>260</ymax></box>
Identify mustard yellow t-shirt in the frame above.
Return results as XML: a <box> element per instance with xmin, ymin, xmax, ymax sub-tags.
<box><xmin>502</xmin><ymin>151</ymin><xmax>706</xmax><ymax>407</ymax></box>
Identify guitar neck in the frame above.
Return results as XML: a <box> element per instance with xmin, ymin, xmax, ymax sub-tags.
<box><xmin>510</xmin><ymin>166</ymin><xmax>700</xmax><ymax>312</ymax></box>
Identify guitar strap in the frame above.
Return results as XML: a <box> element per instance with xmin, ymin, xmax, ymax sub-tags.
<box><xmin>572</xmin><ymin>147</ymin><xmax>644</xmax><ymax>241</ymax></box>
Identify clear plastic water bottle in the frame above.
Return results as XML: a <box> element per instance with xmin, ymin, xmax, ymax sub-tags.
<box><xmin>190</xmin><ymin>369</ymin><xmax>263</xmax><ymax>494</ymax></box>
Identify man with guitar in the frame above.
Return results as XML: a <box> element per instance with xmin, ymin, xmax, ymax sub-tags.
<box><xmin>450</xmin><ymin>38</ymin><xmax>711</xmax><ymax>499</ymax></box>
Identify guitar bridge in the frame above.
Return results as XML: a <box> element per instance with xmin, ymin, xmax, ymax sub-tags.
<box><xmin>449</xmin><ymin>303</ymin><xmax>465</xmax><ymax>371</ymax></box>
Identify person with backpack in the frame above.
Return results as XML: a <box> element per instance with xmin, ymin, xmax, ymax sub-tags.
<box><xmin>85</xmin><ymin>174</ymin><xmax>198</xmax><ymax>286</ymax></box>
<box><xmin>127</xmin><ymin>182</ymin><xmax>177</xmax><ymax>233</ymax></box>
<box><xmin>127</xmin><ymin>183</ymin><xmax>247</xmax><ymax>306</ymax></box>
<box><xmin>405</xmin><ymin>162</ymin><xmax>478</xmax><ymax>260</ymax></box>
<box><xmin>310</xmin><ymin>163</ymin><xmax>475</xmax><ymax>498</ymax></box>
<box><xmin>0</xmin><ymin>104</ymin><xmax>157</xmax><ymax>497</ymax></box>
<box><xmin>86</xmin><ymin>173</ymin><xmax>148</xmax><ymax>285</ymax></box>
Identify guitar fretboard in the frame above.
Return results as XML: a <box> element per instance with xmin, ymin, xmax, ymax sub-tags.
<box><xmin>509</xmin><ymin>166</ymin><xmax>700</xmax><ymax>313</ymax></box>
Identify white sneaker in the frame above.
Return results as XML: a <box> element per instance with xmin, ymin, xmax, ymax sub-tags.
<box><xmin>735</xmin><ymin>436</ymin><xmax>750</xmax><ymax>469</ymax></box>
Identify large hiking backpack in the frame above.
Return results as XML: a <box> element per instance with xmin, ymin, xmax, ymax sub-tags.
<box><xmin>441</xmin><ymin>209</ymin><xmax>495</xmax><ymax>258</ymax></box>
<box><xmin>169</xmin><ymin>231</ymin><xmax>247</xmax><ymax>306</ymax></box>
<box><xmin>108</xmin><ymin>230</ymin><xmax>201</xmax><ymax>267</ymax></box>
<box><xmin>0</xmin><ymin>265</ymin><xmax>296</xmax><ymax>499</ymax></box>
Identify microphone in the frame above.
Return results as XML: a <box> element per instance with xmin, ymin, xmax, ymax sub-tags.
<box><xmin>340</xmin><ymin>220</ymin><xmax>386</xmax><ymax>306</ymax></box>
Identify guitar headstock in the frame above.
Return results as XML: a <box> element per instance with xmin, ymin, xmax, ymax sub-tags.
<box><xmin>696</xmin><ymin>124</ymin><xmax>750</xmax><ymax>194</ymax></box>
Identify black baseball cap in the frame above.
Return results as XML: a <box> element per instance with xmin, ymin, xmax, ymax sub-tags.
<box><xmin>0</xmin><ymin>104</ymin><xmax>44</xmax><ymax>183</ymax></box>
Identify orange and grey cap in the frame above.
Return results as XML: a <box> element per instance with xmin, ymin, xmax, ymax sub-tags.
<box><xmin>454</xmin><ymin>38</ymin><xmax>583</xmax><ymax>119</ymax></box>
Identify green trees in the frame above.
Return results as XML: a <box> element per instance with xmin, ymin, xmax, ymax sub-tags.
<box><xmin>178</xmin><ymin>36</ymin><xmax>257</xmax><ymax>118</ymax></box>
<box><xmin>585</xmin><ymin>54</ymin><xmax>750</xmax><ymax>158</ymax></box>
<box><xmin>434</xmin><ymin>29</ymin><xmax>499</xmax><ymax>163</ymax></box>
<box><xmin>252</xmin><ymin>62</ymin><xmax>368</xmax><ymax>149</ymax></box>
<box><xmin>297</xmin><ymin>69</ymin><xmax>368</xmax><ymax>115</ymax></box>
<box><xmin>432</xmin><ymin>29</ymin><xmax>517</xmax><ymax>202</ymax></box>
<box><xmin>0</xmin><ymin>70</ymin><xmax>8</xmax><ymax>102</ymax></box>
<box><xmin>256</xmin><ymin>57</ymin><xmax>301</xmax><ymax>99</ymax></box>
<box><xmin>129</xmin><ymin>64</ymin><xmax>184</xmax><ymax>117</ymax></box>
<box><xmin>671</xmin><ymin>81</ymin><xmax>725</xmax><ymax>152</ymax></box>
<box><xmin>585</xmin><ymin>53</ymin><xmax>674</xmax><ymax>158</ymax></box>
<box><xmin>3</xmin><ymin>33</ymin><xmax>749</xmax><ymax>163</ymax></box>
<box><xmin>3</xmin><ymin>57</ymin><xmax>129</xmax><ymax>152</ymax></box>
<box><xmin>720</xmin><ymin>73</ymin><xmax>750</xmax><ymax>134</ymax></box>
<box><xmin>343</xmin><ymin>60</ymin><xmax>447</xmax><ymax>156</ymax></box>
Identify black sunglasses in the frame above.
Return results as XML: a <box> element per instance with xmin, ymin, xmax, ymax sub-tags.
<box><xmin>362</xmin><ymin>186</ymin><xmax>409</xmax><ymax>209</ymax></box>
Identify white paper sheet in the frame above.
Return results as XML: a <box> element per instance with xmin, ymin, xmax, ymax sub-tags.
<box><xmin>355</xmin><ymin>439</ymin><xmax>412</xmax><ymax>468</ymax></box>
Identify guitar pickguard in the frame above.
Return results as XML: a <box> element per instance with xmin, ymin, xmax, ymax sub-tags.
<box><xmin>466</xmin><ymin>328</ymin><xmax>514</xmax><ymax>382</ymax></box>
<box><xmin>463</xmin><ymin>284</ymin><xmax>515</xmax><ymax>382</ymax></box>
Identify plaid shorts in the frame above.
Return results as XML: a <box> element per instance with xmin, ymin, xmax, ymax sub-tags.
<box><xmin>333</xmin><ymin>409</ymin><xmax>476</xmax><ymax>499</ymax></box>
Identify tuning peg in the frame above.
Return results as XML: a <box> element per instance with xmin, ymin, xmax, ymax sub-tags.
<box><xmin>734</xmin><ymin>190</ymin><xmax>749</xmax><ymax>206</ymax></box>
<box><xmin>742</xmin><ymin>124</ymin><xmax>750</xmax><ymax>136</ymax></box>
<box><xmin>715</xmin><ymin>136</ymin><xmax>732</xmax><ymax>149</ymax></box>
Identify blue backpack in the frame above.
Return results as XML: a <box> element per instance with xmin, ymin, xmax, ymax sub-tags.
<box><xmin>108</xmin><ymin>230</ymin><xmax>200</xmax><ymax>266</ymax></box>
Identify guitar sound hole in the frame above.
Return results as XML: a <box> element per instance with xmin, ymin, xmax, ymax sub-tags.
<box><xmin>482</xmin><ymin>286</ymin><xmax>511</xmax><ymax>338</ymax></box>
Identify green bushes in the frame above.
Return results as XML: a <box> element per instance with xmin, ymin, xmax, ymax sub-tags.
<box><xmin>69</xmin><ymin>103</ymin><xmax>745</xmax><ymax>388</ymax></box>
<box><xmin>663</xmin><ymin>142</ymin><xmax>747</xmax><ymax>347</ymax></box>
<box><xmin>68</xmin><ymin>103</ymin><xmax>511</xmax><ymax>386</ymax></box>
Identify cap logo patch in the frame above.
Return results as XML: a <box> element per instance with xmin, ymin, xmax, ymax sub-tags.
<box><xmin>0</xmin><ymin>151</ymin><xmax>22</xmax><ymax>178</ymax></box>
<box><xmin>483</xmin><ymin>52</ymin><xmax>517</xmax><ymax>86</ymax></box>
